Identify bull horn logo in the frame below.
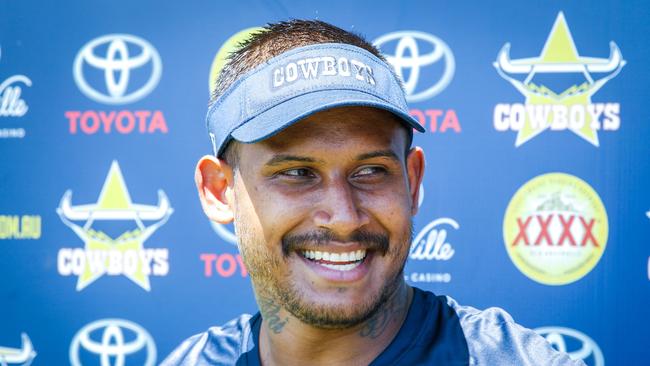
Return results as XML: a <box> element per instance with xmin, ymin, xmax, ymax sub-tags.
<box><xmin>494</xmin><ymin>12</ymin><xmax>626</xmax><ymax>94</ymax></box>
<box><xmin>0</xmin><ymin>333</ymin><xmax>37</xmax><ymax>366</ymax></box>
<box><xmin>58</xmin><ymin>189</ymin><xmax>171</xmax><ymax>222</ymax></box>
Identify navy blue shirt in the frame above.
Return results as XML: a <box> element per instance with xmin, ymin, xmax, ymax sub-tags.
<box><xmin>162</xmin><ymin>288</ymin><xmax>583</xmax><ymax>365</ymax></box>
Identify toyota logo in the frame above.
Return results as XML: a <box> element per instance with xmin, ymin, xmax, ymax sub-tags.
<box><xmin>70</xmin><ymin>318</ymin><xmax>156</xmax><ymax>366</ymax></box>
<box><xmin>535</xmin><ymin>327</ymin><xmax>604</xmax><ymax>366</ymax></box>
<box><xmin>374</xmin><ymin>31</ymin><xmax>454</xmax><ymax>103</ymax></box>
<box><xmin>73</xmin><ymin>34</ymin><xmax>162</xmax><ymax>105</ymax></box>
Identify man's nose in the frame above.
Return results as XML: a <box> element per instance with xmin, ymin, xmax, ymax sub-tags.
<box><xmin>313</xmin><ymin>179</ymin><xmax>370</xmax><ymax>236</ymax></box>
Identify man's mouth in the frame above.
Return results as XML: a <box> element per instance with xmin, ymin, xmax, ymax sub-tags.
<box><xmin>300</xmin><ymin>249</ymin><xmax>367</xmax><ymax>271</ymax></box>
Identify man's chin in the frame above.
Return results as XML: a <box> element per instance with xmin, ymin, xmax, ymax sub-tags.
<box><xmin>284</xmin><ymin>298</ymin><xmax>384</xmax><ymax>329</ymax></box>
<box><xmin>277</xmin><ymin>278</ymin><xmax>399</xmax><ymax>329</ymax></box>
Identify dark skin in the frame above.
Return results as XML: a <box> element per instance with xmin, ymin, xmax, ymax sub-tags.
<box><xmin>196</xmin><ymin>106</ymin><xmax>425</xmax><ymax>365</ymax></box>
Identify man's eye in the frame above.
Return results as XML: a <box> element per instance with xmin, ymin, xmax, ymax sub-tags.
<box><xmin>280</xmin><ymin>168</ymin><xmax>314</xmax><ymax>178</ymax></box>
<box><xmin>353</xmin><ymin>166</ymin><xmax>386</xmax><ymax>177</ymax></box>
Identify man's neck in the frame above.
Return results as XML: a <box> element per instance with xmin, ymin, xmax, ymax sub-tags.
<box><xmin>257</xmin><ymin>283</ymin><xmax>413</xmax><ymax>366</ymax></box>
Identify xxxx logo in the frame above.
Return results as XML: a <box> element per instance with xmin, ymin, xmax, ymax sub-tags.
<box><xmin>504</xmin><ymin>173</ymin><xmax>608</xmax><ymax>285</ymax></box>
<box><xmin>511</xmin><ymin>213</ymin><xmax>599</xmax><ymax>248</ymax></box>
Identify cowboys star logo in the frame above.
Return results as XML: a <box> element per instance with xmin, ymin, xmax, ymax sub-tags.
<box><xmin>56</xmin><ymin>161</ymin><xmax>172</xmax><ymax>291</ymax></box>
<box><xmin>493</xmin><ymin>12</ymin><xmax>625</xmax><ymax>147</ymax></box>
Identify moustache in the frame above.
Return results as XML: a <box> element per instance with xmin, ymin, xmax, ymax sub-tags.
<box><xmin>282</xmin><ymin>229</ymin><xmax>389</xmax><ymax>257</ymax></box>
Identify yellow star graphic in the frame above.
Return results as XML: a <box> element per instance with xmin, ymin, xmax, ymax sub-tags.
<box><xmin>58</xmin><ymin>161</ymin><xmax>172</xmax><ymax>291</ymax></box>
<box><xmin>77</xmin><ymin>162</ymin><xmax>151</xmax><ymax>290</ymax></box>
<box><xmin>495</xmin><ymin>12</ymin><xmax>625</xmax><ymax>147</ymax></box>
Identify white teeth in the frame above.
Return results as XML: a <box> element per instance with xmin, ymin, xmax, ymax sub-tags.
<box><xmin>301</xmin><ymin>249</ymin><xmax>367</xmax><ymax>263</ymax></box>
<box><xmin>321</xmin><ymin>262</ymin><xmax>362</xmax><ymax>271</ymax></box>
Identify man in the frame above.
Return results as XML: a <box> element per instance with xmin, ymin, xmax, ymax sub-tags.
<box><xmin>163</xmin><ymin>20</ymin><xmax>583</xmax><ymax>365</ymax></box>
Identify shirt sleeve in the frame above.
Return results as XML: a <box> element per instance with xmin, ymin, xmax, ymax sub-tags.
<box><xmin>159</xmin><ymin>314</ymin><xmax>256</xmax><ymax>366</ymax></box>
<box><xmin>159</xmin><ymin>332</ymin><xmax>211</xmax><ymax>366</ymax></box>
<box><xmin>445</xmin><ymin>296</ymin><xmax>586</xmax><ymax>366</ymax></box>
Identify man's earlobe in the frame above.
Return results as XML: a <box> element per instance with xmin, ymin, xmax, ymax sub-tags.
<box><xmin>195</xmin><ymin>155</ymin><xmax>235</xmax><ymax>224</ymax></box>
<box><xmin>406</xmin><ymin>147</ymin><xmax>425</xmax><ymax>216</ymax></box>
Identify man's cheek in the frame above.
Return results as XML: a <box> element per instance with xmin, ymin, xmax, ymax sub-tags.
<box><xmin>264</xmin><ymin>200</ymin><xmax>314</xmax><ymax>233</ymax></box>
<box><xmin>363</xmin><ymin>195</ymin><xmax>411</xmax><ymax>219</ymax></box>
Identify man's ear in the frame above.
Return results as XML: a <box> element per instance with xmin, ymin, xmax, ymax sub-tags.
<box><xmin>406</xmin><ymin>147</ymin><xmax>425</xmax><ymax>216</ymax></box>
<box><xmin>195</xmin><ymin>155</ymin><xmax>235</xmax><ymax>224</ymax></box>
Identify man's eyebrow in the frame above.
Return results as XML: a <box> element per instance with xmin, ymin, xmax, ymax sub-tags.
<box><xmin>264</xmin><ymin>154</ymin><xmax>322</xmax><ymax>166</ymax></box>
<box><xmin>356</xmin><ymin>150</ymin><xmax>400</xmax><ymax>161</ymax></box>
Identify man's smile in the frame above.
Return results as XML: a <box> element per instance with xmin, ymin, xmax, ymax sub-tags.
<box><xmin>294</xmin><ymin>246</ymin><xmax>376</xmax><ymax>282</ymax></box>
<box><xmin>300</xmin><ymin>248</ymin><xmax>368</xmax><ymax>271</ymax></box>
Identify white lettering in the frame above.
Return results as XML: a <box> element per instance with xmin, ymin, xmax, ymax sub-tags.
<box><xmin>0</xmin><ymin>127</ymin><xmax>25</xmax><ymax>138</ymax></box>
<box><xmin>107</xmin><ymin>250</ymin><xmax>122</xmax><ymax>274</ymax></box>
<box><xmin>87</xmin><ymin>250</ymin><xmax>106</xmax><ymax>274</ymax></box>
<box><xmin>273</xmin><ymin>68</ymin><xmax>284</xmax><ymax>87</ymax></box>
<box><xmin>493</xmin><ymin>104</ymin><xmax>510</xmax><ymax>131</ymax></box>
<box><xmin>140</xmin><ymin>250</ymin><xmax>154</xmax><ymax>275</ymax></box>
<box><xmin>71</xmin><ymin>248</ymin><xmax>85</xmax><ymax>275</ymax></box>
<box><xmin>569</xmin><ymin>105</ymin><xmax>585</xmax><ymax>129</ymax></box>
<box><xmin>57</xmin><ymin>248</ymin><xmax>169</xmax><ymax>277</ymax></box>
<box><xmin>0</xmin><ymin>75</ymin><xmax>31</xmax><ymax>117</ymax></box>
<box><xmin>272</xmin><ymin>56</ymin><xmax>376</xmax><ymax>87</ymax></box>
<box><xmin>350</xmin><ymin>59</ymin><xmax>367</xmax><ymax>81</ymax></box>
<box><xmin>123</xmin><ymin>250</ymin><xmax>138</xmax><ymax>275</ymax></box>
<box><xmin>366</xmin><ymin>65</ymin><xmax>375</xmax><ymax>85</ymax></box>
<box><xmin>510</xmin><ymin>103</ymin><xmax>526</xmax><ymax>131</ymax></box>
<box><xmin>410</xmin><ymin>218</ymin><xmax>458</xmax><ymax>261</ymax></box>
<box><xmin>408</xmin><ymin>272</ymin><xmax>452</xmax><ymax>283</ymax></box>
<box><xmin>588</xmin><ymin>104</ymin><xmax>605</xmax><ymax>129</ymax></box>
<box><xmin>338</xmin><ymin>57</ymin><xmax>350</xmax><ymax>76</ymax></box>
<box><xmin>527</xmin><ymin>105</ymin><xmax>551</xmax><ymax>129</ymax></box>
<box><xmin>551</xmin><ymin>105</ymin><xmax>568</xmax><ymax>130</ymax></box>
<box><xmin>603</xmin><ymin>103</ymin><xmax>620</xmax><ymax>130</ymax></box>
<box><xmin>297</xmin><ymin>58</ymin><xmax>320</xmax><ymax>79</ymax></box>
<box><xmin>153</xmin><ymin>248</ymin><xmax>169</xmax><ymax>275</ymax></box>
<box><xmin>495</xmin><ymin>102</ymin><xmax>621</xmax><ymax>133</ymax></box>
<box><xmin>321</xmin><ymin>56</ymin><xmax>337</xmax><ymax>76</ymax></box>
<box><xmin>285</xmin><ymin>62</ymin><xmax>298</xmax><ymax>83</ymax></box>
<box><xmin>58</xmin><ymin>249</ymin><xmax>73</xmax><ymax>276</ymax></box>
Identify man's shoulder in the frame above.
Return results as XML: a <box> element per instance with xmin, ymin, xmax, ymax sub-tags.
<box><xmin>439</xmin><ymin>294</ymin><xmax>585</xmax><ymax>365</ymax></box>
<box><xmin>160</xmin><ymin>313</ymin><xmax>259</xmax><ymax>366</ymax></box>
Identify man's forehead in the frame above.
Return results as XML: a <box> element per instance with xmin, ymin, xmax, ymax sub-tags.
<box><xmin>257</xmin><ymin>106</ymin><xmax>408</xmax><ymax>153</ymax></box>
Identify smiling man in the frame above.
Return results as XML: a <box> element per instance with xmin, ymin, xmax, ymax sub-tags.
<box><xmin>163</xmin><ymin>20</ymin><xmax>583</xmax><ymax>366</ymax></box>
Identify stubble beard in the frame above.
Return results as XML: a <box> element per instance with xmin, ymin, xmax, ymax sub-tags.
<box><xmin>235</xmin><ymin>212</ymin><xmax>412</xmax><ymax>330</ymax></box>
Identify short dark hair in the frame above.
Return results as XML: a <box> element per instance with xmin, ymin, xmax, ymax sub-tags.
<box><xmin>211</xmin><ymin>19</ymin><xmax>386</xmax><ymax>106</ymax></box>
<box><xmin>213</xmin><ymin>19</ymin><xmax>404</xmax><ymax>167</ymax></box>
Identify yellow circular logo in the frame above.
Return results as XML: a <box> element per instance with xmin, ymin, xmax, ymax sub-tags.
<box><xmin>503</xmin><ymin>173</ymin><xmax>608</xmax><ymax>285</ymax></box>
<box><xmin>209</xmin><ymin>27</ymin><xmax>263</xmax><ymax>94</ymax></box>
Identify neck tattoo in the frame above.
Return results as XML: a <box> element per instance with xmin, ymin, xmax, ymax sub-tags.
<box><xmin>259</xmin><ymin>296</ymin><xmax>289</xmax><ymax>334</ymax></box>
<box><xmin>359</xmin><ymin>293</ymin><xmax>408</xmax><ymax>339</ymax></box>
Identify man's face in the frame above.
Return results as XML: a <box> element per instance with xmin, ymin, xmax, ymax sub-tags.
<box><xmin>224</xmin><ymin>106</ymin><xmax>423</xmax><ymax>328</ymax></box>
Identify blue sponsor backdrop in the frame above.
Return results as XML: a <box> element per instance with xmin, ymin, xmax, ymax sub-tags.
<box><xmin>1</xmin><ymin>0</ymin><xmax>649</xmax><ymax>365</ymax></box>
